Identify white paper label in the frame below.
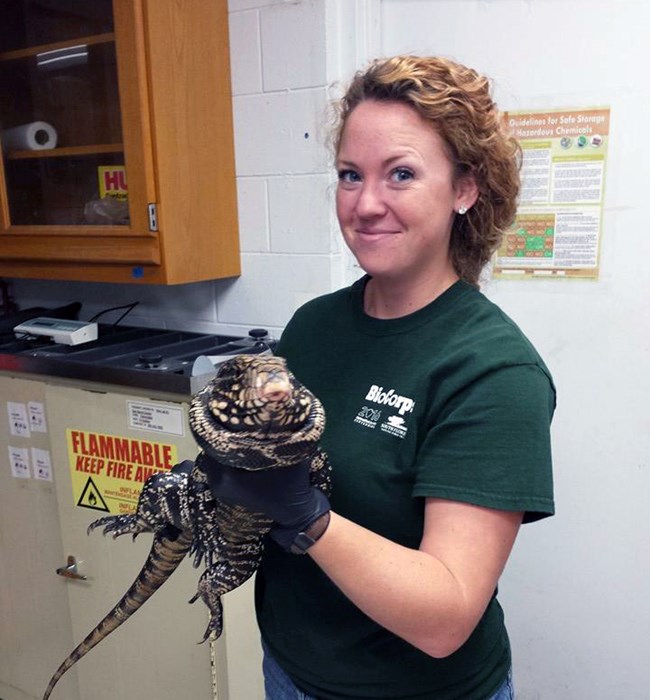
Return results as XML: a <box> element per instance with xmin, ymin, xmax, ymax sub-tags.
<box><xmin>7</xmin><ymin>402</ymin><xmax>30</xmax><ymax>438</ymax></box>
<box><xmin>127</xmin><ymin>401</ymin><xmax>185</xmax><ymax>436</ymax></box>
<box><xmin>8</xmin><ymin>446</ymin><xmax>30</xmax><ymax>478</ymax></box>
<box><xmin>31</xmin><ymin>447</ymin><xmax>53</xmax><ymax>481</ymax></box>
<box><xmin>28</xmin><ymin>401</ymin><xmax>48</xmax><ymax>433</ymax></box>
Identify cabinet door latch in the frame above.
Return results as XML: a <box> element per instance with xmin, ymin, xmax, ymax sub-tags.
<box><xmin>147</xmin><ymin>203</ymin><xmax>158</xmax><ymax>232</ymax></box>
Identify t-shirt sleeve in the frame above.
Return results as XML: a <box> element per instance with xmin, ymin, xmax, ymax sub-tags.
<box><xmin>412</xmin><ymin>363</ymin><xmax>555</xmax><ymax>523</ymax></box>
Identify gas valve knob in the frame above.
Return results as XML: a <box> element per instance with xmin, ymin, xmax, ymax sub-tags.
<box><xmin>138</xmin><ymin>353</ymin><xmax>163</xmax><ymax>368</ymax></box>
<box><xmin>248</xmin><ymin>328</ymin><xmax>274</xmax><ymax>352</ymax></box>
<box><xmin>248</xmin><ymin>328</ymin><xmax>269</xmax><ymax>340</ymax></box>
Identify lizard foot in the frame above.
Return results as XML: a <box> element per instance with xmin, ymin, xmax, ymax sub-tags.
<box><xmin>87</xmin><ymin>514</ymin><xmax>150</xmax><ymax>539</ymax></box>
<box><xmin>189</xmin><ymin>578</ymin><xmax>224</xmax><ymax>642</ymax></box>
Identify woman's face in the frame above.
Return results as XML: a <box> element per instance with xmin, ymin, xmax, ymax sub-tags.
<box><xmin>335</xmin><ymin>100</ymin><xmax>476</xmax><ymax>288</ymax></box>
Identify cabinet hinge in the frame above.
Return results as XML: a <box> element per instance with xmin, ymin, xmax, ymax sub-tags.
<box><xmin>147</xmin><ymin>203</ymin><xmax>158</xmax><ymax>232</ymax></box>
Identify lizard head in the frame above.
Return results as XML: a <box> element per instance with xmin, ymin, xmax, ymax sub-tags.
<box><xmin>189</xmin><ymin>354</ymin><xmax>326</xmax><ymax>470</ymax></box>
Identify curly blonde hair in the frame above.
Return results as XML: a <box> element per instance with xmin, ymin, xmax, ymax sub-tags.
<box><xmin>333</xmin><ymin>55</ymin><xmax>521</xmax><ymax>287</ymax></box>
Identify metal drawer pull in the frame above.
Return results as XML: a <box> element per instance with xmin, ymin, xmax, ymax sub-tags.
<box><xmin>56</xmin><ymin>555</ymin><xmax>87</xmax><ymax>581</ymax></box>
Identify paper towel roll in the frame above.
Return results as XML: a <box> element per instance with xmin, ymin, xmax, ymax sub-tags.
<box><xmin>1</xmin><ymin>121</ymin><xmax>58</xmax><ymax>151</ymax></box>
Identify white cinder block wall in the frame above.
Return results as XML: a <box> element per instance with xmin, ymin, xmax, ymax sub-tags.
<box><xmin>221</xmin><ymin>0</ymin><xmax>335</xmax><ymax>333</ymax></box>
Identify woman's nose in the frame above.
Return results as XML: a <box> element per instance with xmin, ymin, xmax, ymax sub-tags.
<box><xmin>355</xmin><ymin>181</ymin><xmax>386</xmax><ymax>218</ymax></box>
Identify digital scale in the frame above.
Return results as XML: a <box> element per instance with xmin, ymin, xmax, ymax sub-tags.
<box><xmin>14</xmin><ymin>317</ymin><xmax>98</xmax><ymax>346</ymax></box>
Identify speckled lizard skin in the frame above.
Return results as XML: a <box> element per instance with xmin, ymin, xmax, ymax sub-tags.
<box><xmin>42</xmin><ymin>354</ymin><xmax>331</xmax><ymax>700</ymax></box>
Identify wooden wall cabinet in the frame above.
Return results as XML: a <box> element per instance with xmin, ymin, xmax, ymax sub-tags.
<box><xmin>0</xmin><ymin>0</ymin><xmax>240</xmax><ymax>284</ymax></box>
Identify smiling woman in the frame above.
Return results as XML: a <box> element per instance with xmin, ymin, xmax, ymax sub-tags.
<box><xmin>204</xmin><ymin>55</ymin><xmax>555</xmax><ymax>700</ymax></box>
<box><xmin>335</xmin><ymin>99</ymin><xmax>477</xmax><ymax>317</ymax></box>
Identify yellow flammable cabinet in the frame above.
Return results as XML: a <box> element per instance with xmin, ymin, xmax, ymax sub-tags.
<box><xmin>0</xmin><ymin>367</ymin><xmax>264</xmax><ymax>700</ymax></box>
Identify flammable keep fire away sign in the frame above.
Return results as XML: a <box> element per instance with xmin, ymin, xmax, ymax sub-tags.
<box><xmin>66</xmin><ymin>429</ymin><xmax>179</xmax><ymax>515</ymax></box>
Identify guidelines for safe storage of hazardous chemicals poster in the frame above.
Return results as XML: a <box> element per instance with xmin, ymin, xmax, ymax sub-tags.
<box><xmin>495</xmin><ymin>107</ymin><xmax>610</xmax><ymax>280</ymax></box>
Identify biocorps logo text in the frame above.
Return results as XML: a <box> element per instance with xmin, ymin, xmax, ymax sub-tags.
<box><xmin>365</xmin><ymin>385</ymin><xmax>415</xmax><ymax>416</ymax></box>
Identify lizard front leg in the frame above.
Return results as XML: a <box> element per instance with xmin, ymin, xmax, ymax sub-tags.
<box><xmin>308</xmin><ymin>447</ymin><xmax>332</xmax><ymax>496</ymax></box>
<box><xmin>88</xmin><ymin>462</ymin><xmax>193</xmax><ymax>539</ymax></box>
<box><xmin>186</xmin><ymin>455</ymin><xmax>227</xmax><ymax>568</ymax></box>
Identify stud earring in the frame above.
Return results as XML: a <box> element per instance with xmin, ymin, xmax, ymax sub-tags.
<box><xmin>458</xmin><ymin>205</ymin><xmax>468</xmax><ymax>215</ymax></box>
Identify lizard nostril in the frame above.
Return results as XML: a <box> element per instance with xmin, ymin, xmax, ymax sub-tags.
<box><xmin>257</xmin><ymin>372</ymin><xmax>292</xmax><ymax>402</ymax></box>
<box><xmin>260</xmin><ymin>385</ymin><xmax>290</xmax><ymax>402</ymax></box>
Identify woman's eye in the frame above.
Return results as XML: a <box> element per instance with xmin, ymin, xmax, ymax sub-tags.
<box><xmin>391</xmin><ymin>167</ymin><xmax>414</xmax><ymax>183</ymax></box>
<box><xmin>337</xmin><ymin>169</ymin><xmax>361</xmax><ymax>183</ymax></box>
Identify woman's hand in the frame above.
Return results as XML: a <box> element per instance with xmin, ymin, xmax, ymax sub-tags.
<box><xmin>200</xmin><ymin>454</ymin><xmax>330</xmax><ymax>552</ymax></box>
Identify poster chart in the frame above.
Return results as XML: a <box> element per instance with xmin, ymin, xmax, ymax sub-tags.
<box><xmin>494</xmin><ymin>107</ymin><xmax>610</xmax><ymax>279</ymax></box>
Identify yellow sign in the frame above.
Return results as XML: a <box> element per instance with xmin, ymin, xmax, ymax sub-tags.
<box><xmin>67</xmin><ymin>429</ymin><xmax>178</xmax><ymax>514</ymax></box>
<box><xmin>97</xmin><ymin>165</ymin><xmax>128</xmax><ymax>200</ymax></box>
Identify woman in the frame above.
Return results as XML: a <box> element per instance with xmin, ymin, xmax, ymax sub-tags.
<box><xmin>210</xmin><ymin>55</ymin><xmax>555</xmax><ymax>699</ymax></box>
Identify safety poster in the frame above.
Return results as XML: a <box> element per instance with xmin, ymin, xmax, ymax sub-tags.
<box><xmin>494</xmin><ymin>106</ymin><xmax>610</xmax><ymax>279</ymax></box>
<box><xmin>67</xmin><ymin>428</ymin><xmax>178</xmax><ymax>514</ymax></box>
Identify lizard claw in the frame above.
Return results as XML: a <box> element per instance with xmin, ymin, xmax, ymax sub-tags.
<box><xmin>199</xmin><ymin>611</ymin><xmax>223</xmax><ymax>643</ymax></box>
<box><xmin>187</xmin><ymin>591</ymin><xmax>222</xmax><ymax>642</ymax></box>
<box><xmin>87</xmin><ymin>515</ymin><xmax>117</xmax><ymax>535</ymax></box>
<box><xmin>87</xmin><ymin>515</ymin><xmax>150</xmax><ymax>539</ymax></box>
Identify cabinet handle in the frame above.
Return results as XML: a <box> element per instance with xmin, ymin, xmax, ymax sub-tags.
<box><xmin>56</xmin><ymin>555</ymin><xmax>87</xmax><ymax>581</ymax></box>
<box><xmin>148</xmin><ymin>202</ymin><xmax>158</xmax><ymax>231</ymax></box>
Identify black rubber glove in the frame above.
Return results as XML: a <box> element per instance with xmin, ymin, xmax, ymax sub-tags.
<box><xmin>200</xmin><ymin>454</ymin><xmax>330</xmax><ymax>553</ymax></box>
<box><xmin>171</xmin><ymin>459</ymin><xmax>194</xmax><ymax>476</ymax></box>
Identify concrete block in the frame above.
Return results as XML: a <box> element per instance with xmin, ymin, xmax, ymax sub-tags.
<box><xmin>216</xmin><ymin>252</ymin><xmax>332</xmax><ymax>327</ymax></box>
<box><xmin>233</xmin><ymin>88</ymin><xmax>330</xmax><ymax>176</ymax></box>
<box><xmin>261</xmin><ymin>0</ymin><xmax>326</xmax><ymax>91</ymax></box>
<box><xmin>229</xmin><ymin>10</ymin><xmax>263</xmax><ymax>95</ymax></box>
<box><xmin>268</xmin><ymin>174</ymin><xmax>332</xmax><ymax>253</ymax></box>
<box><xmin>237</xmin><ymin>177</ymin><xmax>270</xmax><ymax>252</ymax></box>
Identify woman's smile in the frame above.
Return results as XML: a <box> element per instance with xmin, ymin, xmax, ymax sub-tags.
<box><xmin>356</xmin><ymin>228</ymin><xmax>400</xmax><ymax>237</ymax></box>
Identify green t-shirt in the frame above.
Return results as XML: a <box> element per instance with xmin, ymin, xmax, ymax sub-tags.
<box><xmin>256</xmin><ymin>277</ymin><xmax>555</xmax><ymax>700</ymax></box>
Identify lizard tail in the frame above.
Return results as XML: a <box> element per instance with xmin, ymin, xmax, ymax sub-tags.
<box><xmin>42</xmin><ymin>524</ymin><xmax>192</xmax><ymax>700</ymax></box>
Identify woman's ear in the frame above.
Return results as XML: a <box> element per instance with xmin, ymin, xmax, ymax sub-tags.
<box><xmin>454</xmin><ymin>172</ymin><xmax>479</xmax><ymax>212</ymax></box>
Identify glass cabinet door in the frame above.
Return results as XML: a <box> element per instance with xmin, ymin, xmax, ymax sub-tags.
<box><xmin>0</xmin><ymin>0</ymin><xmax>130</xmax><ymax>227</ymax></box>
<box><xmin>0</xmin><ymin>0</ymin><xmax>239</xmax><ymax>284</ymax></box>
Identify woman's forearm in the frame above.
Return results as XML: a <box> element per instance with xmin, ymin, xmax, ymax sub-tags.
<box><xmin>307</xmin><ymin>512</ymin><xmax>472</xmax><ymax>658</ymax></box>
<box><xmin>307</xmin><ymin>502</ymin><xmax>522</xmax><ymax>659</ymax></box>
